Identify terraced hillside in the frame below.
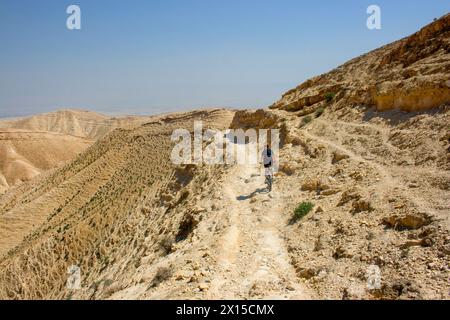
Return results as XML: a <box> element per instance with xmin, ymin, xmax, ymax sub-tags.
<box><xmin>0</xmin><ymin>109</ymin><xmax>150</xmax><ymax>140</ymax></box>
<box><xmin>0</xmin><ymin>109</ymin><xmax>156</xmax><ymax>192</ymax></box>
<box><xmin>0</xmin><ymin>109</ymin><xmax>234</xmax><ymax>299</ymax></box>
<box><xmin>0</xmin><ymin>129</ymin><xmax>92</xmax><ymax>194</ymax></box>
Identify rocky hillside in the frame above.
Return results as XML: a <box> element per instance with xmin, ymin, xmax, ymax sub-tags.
<box><xmin>0</xmin><ymin>109</ymin><xmax>157</xmax><ymax>192</ymax></box>
<box><xmin>0</xmin><ymin>109</ymin><xmax>151</xmax><ymax>140</ymax></box>
<box><xmin>271</xmin><ymin>14</ymin><xmax>450</xmax><ymax>113</ymax></box>
<box><xmin>0</xmin><ymin>129</ymin><xmax>91</xmax><ymax>194</ymax></box>
<box><xmin>0</xmin><ymin>15</ymin><xmax>448</xmax><ymax>300</ymax></box>
<box><xmin>261</xmin><ymin>105</ymin><xmax>448</xmax><ymax>299</ymax></box>
<box><xmin>0</xmin><ymin>109</ymin><xmax>234</xmax><ymax>299</ymax></box>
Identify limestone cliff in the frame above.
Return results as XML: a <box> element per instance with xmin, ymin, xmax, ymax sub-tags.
<box><xmin>271</xmin><ymin>14</ymin><xmax>450</xmax><ymax>113</ymax></box>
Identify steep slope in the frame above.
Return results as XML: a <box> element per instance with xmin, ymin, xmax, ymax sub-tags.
<box><xmin>0</xmin><ymin>129</ymin><xmax>92</xmax><ymax>193</ymax></box>
<box><xmin>271</xmin><ymin>14</ymin><xmax>450</xmax><ymax>113</ymax></box>
<box><xmin>237</xmin><ymin>14</ymin><xmax>450</xmax><ymax>299</ymax></box>
<box><xmin>273</xmin><ymin>106</ymin><xmax>449</xmax><ymax>299</ymax></box>
<box><xmin>0</xmin><ymin>110</ymin><xmax>156</xmax><ymax>192</ymax></box>
<box><xmin>107</xmin><ymin>142</ymin><xmax>314</xmax><ymax>300</ymax></box>
<box><xmin>0</xmin><ymin>109</ymin><xmax>235</xmax><ymax>299</ymax></box>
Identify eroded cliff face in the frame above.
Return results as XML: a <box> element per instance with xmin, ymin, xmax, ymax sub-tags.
<box><xmin>230</xmin><ymin>109</ymin><xmax>290</xmax><ymax>146</ymax></box>
<box><xmin>373</xmin><ymin>82</ymin><xmax>450</xmax><ymax>112</ymax></box>
<box><xmin>271</xmin><ymin>14</ymin><xmax>450</xmax><ymax>113</ymax></box>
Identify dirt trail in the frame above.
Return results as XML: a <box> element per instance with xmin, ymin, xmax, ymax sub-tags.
<box><xmin>206</xmin><ymin>147</ymin><xmax>312</xmax><ymax>299</ymax></box>
<box><xmin>302</xmin><ymin>118</ymin><xmax>447</xmax><ymax>222</ymax></box>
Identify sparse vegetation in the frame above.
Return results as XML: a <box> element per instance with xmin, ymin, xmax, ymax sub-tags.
<box><xmin>302</xmin><ymin>115</ymin><xmax>312</xmax><ymax>125</ymax></box>
<box><xmin>159</xmin><ymin>236</ymin><xmax>174</xmax><ymax>255</ymax></box>
<box><xmin>149</xmin><ymin>266</ymin><xmax>174</xmax><ymax>288</ymax></box>
<box><xmin>324</xmin><ymin>92</ymin><xmax>336</xmax><ymax>103</ymax></box>
<box><xmin>176</xmin><ymin>213</ymin><xmax>199</xmax><ymax>242</ymax></box>
<box><xmin>293</xmin><ymin>201</ymin><xmax>314</xmax><ymax>221</ymax></box>
<box><xmin>103</xmin><ymin>279</ymin><xmax>114</xmax><ymax>287</ymax></box>
<box><xmin>315</xmin><ymin>106</ymin><xmax>325</xmax><ymax>118</ymax></box>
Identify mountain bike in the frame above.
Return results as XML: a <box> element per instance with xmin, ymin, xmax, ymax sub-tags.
<box><xmin>265</xmin><ymin>174</ymin><xmax>273</xmax><ymax>192</ymax></box>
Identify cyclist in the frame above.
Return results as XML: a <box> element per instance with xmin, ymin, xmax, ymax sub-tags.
<box><xmin>261</xmin><ymin>144</ymin><xmax>274</xmax><ymax>191</ymax></box>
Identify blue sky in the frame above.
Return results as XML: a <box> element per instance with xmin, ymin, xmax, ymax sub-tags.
<box><xmin>0</xmin><ymin>0</ymin><xmax>448</xmax><ymax>117</ymax></box>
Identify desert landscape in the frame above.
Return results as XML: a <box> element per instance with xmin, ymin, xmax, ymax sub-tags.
<box><xmin>0</xmin><ymin>14</ymin><xmax>449</xmax><ymax>300</ymax></box>
<box><xmin>0</xmin><ymin>109</ymin><xmax>155</xmax><ymax>194</ymax></box>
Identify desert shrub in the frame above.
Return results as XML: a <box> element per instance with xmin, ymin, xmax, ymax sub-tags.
<box><xmin>302</xmin><ymin>115</ymin><xmax>312</xmax><ymax>125</ymax></box>
<box><xmin>293</xmin><ymin>201</ymin><xmax>314</xmax><ymax>221</ymax></box>
<box><xmin>103</xmin><ymin>279</ymin><xmax>114</xmax><ymax>287</ymax></box>
<box><xmin>324</xmin><ymin>92</ymin><xmax>336</xmax><ymax>103</ymax></box>
<box><xmin>176</xmin><ymin>213</ymin><xmax>198</xmax><ymax>242</ymax></box>
<box><xmin>315</xmin><ymin>106</ymin><xmax>325</xmax><ymax>118</ymax></box>
<box><xmin>104</xmin><ymin>283</ymin><xmax>122</xmax><ymax>297</ymax></box>
<box><xmin>159</xmin><ymin>236</ymin><xmax>174</xmax><ymax>255</ymax></box>
<box><xmin>149</xmin><ymin>266</ymin><xmax>174</xmax><ymax>288</ymax></box>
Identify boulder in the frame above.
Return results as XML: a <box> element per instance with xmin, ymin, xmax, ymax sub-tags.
<box><xmin>351</xmin><ymin>199</ymin><xmax>373</xmax><ymax>213</ymax></box>
<box><xmin>332</xmin><ymin>151</ymin><xmax>350</xmax><ymax>164</ymax></box>
<box><xmin>337</xmin><ymin>189</ymin><xmax>361</xmax><ymax>206</ymax></box>
<box><xmin>382</xmin><ymin>212</ymin><xmax>431</xmax><ymax>230</ymax></box>
<box><xmin>301</xmin><ymin>178</ymin><xmax>330</xmax><ymax>192</ymax></box>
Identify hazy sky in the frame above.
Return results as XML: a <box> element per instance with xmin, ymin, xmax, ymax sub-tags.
<box><xmin>0</xmin><ymin>0</ymin><xmax>448</xmax><ymax>117</ymax></box>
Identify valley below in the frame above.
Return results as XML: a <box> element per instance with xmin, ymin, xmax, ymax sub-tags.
<box><xmin>0</xmin><ymin>14</ymin><xmax>449</xmax><ymax>300</ymax></box>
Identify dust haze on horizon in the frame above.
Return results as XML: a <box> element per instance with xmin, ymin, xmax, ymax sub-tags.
<box><xmin>0</xmin><ymin>1</ymin><xmax>448</xmax><ymax>118</ymax></box>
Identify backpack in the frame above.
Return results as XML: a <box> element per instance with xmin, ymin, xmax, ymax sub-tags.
<box><xmin>263</xmin><ymin>148</ymin><xmax>272</xmax><ymax>167</ymax></box>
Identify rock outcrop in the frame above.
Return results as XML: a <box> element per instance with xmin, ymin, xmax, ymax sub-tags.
<box><xmin>271</xmin><ymin>14</ymin><xmax>450</xmax><ymax>113</ymax></box>
<box><xmin>230</xmin><ymin>109</ymin><xmax>289</xmax><ymax>146</ymax></box>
